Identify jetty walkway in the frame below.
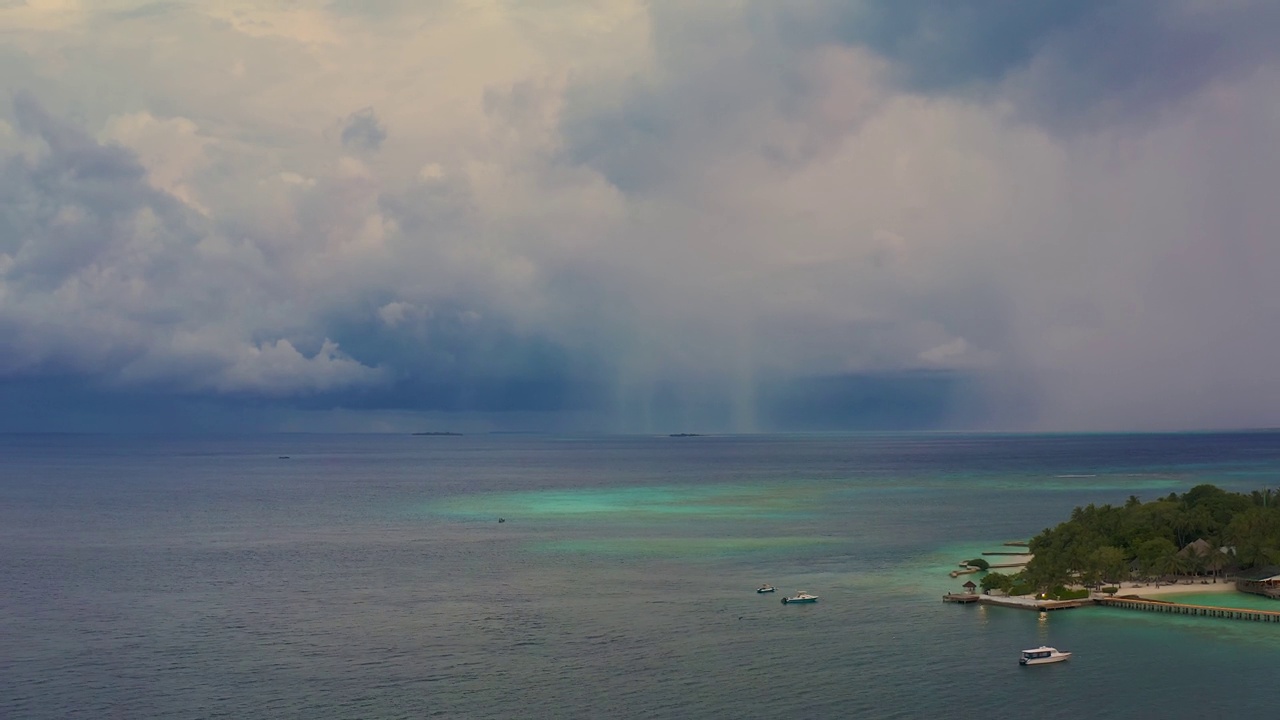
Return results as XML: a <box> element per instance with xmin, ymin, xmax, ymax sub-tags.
<box><xmin>945</xmin><ymin>592</ymin><xmax>1280</xmax><ymax>623</ymax></box>
<box><xmin>943</xmin><ymin>593</ymin><xmax>1088</xmax><ymax>611</ymax></box>
<box><xmin>1097</xmin><ymin>596</ymin><xmax>1280</xmax><ymax>622</ymax></box>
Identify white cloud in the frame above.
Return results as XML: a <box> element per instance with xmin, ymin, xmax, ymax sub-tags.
<box><xmin>210</xmin><ymin>338</ymin><xmax>383</xmax><ymax>395</ymax></box>
<box><xmin>377</xmin><ymin>301</ymin><xmax>411</xmax><ymax>328</ymax></box>
<box><xmin>100</xmin><ymin>111</ymin><xmax>210</xmax><ymax>213</ymax></box>
<box><xmin>919</xmin><ymin>338</ymin><xmax>989</xmax><ymax>368</ymax></box>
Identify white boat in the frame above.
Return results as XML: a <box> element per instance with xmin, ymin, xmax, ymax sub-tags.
<box><xmin>757</xmin><ymin>584</ymin><xmax>776</xmax><ymax>593</ymax></box>
<box><xmin>781</xmin><ymin>591</ymin><xmax>818</xmax><ymax>604</ymax></box>
<box><xmin>1019</xmin><ymin>646</ymin><xmax>1071</xmax><ymax>665</ymax></box>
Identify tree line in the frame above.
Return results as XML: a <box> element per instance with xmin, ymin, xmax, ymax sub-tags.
<box><xmin>981</xmin><ymin>484</ymin><xmax>1280</xmax><ymax>595</ymax></box>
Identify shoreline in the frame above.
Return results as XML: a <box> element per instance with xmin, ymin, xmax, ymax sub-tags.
<box><xmin>1108</xmin><ymin>580</ymin><xmax>1238</xmax><ymax>600</ymax></box>
<box><xmin>948</xmin><ymin>578</ymin><xmax>1247</xmax><ymax>613</ymax></box>
<box><xmin>948</xmin><ymin>544</ymin><xmax>1235</xmax><ymax>602</ymax></box>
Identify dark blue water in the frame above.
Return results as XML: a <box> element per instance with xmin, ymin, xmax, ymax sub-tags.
<box><xmin>3</xmin><ymin>432</ymin><xmax>1280</xmax><ymax>718</ymax></box>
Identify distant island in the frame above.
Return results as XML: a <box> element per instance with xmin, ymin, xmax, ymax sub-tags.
<box><xmin>411</xmin><ymin>432</ymin><xmax>463</xmax><ymax>436</ymax></box>
<box><xmin>982</xmin><ymin>484</ymin><xmax>1277</xmax><ymax>597</ymax></box>
<box><xmin>668</xmin><ymin>433</ymin><xmax>702</xmax><ymax>438</ymax></box>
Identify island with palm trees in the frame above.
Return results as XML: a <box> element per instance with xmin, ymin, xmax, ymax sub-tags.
<box><xmin>978</xmin><ymin>484</ymin><xmax>1280</xmax><ymax>601</ymax></box>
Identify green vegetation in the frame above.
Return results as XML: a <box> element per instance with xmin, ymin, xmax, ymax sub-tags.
<box><xmin>1017</xmin><ymin>484</ymin><xmax>1280</xmax><ymax>593</ymax></box>
<box><xmin>965</xmin><ymin>558</ymin><xmax>991</xmax><ymax>571</ymax></box>
<box><xmin>1007</xmin><ymin>577</ymin><xmax>1036</xmax><ymax>596</ymax></box>
<box><xmin>980</xmin><ymin>571</ymin><xmax>1013</xmax><ymax>593</ymax></box>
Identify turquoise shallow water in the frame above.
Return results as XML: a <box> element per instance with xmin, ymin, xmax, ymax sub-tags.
<box><xmin>3</xmin><ymin>432</ymin><xmax>1280</xmax><ymax>718</ymax></box>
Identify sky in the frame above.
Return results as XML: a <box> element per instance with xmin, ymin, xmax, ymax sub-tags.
<box><xmin>1</xmin><ymin>0</ymin><xmax>1279</xmax><ymax>433</ymax></box>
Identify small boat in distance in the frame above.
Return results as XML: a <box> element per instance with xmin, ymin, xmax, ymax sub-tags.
<box><xmin>781</xmin><ymin>591</ymin><xmax>818</xmax><ymax>605</ymax></box>
<box><xmin>1019</xmin><ymin>646</ymin><xmax>1071</xmax><ymax>666</ymax></box>
<box><xmin>757</xmin><ymin>584</ymin><xmax>776</xmax><ymax>593</ymax></box>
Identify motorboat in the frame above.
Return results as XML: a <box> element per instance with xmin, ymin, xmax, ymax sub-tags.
<box><xmin>757</xmin><ymin>584</ymin><xmax>776</xmax><ymax>593</ymax></box>
<box><xmin>781</xmin><ymin>591</ymin><xmax>818</xmax><ymax>604</ymax></box>
<box><xmin>1019</xmin><ymin>646</ymin><xmax>1071</xmax><ymax>665</ymax></box>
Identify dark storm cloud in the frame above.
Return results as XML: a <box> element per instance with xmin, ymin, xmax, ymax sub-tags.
<box><xmin>340</xmin><ymin>107</ymin><xmax>387</xmax><ymax>152</ymax></box>
<box><xmin>0</xmin><ymin>93</ymin><xmax>382</xmax><ymax>395</ymax></box>
<box><xmin>812</xmin><ymin>0</ymin><xmax>1155</xmax><ymax>93</ymax></box>
<box><xmin>763</xmin><ymin>0</ymin><xmax>1093</xmax><ymax>90</ymax></box>
<box><xmin>558</xmin><ymin>85</ymin><xmax>671</xmax><ymax>193</ymax></box>
<box><xmin>759</xmin><ymin>371</ymin><xmax>975</xmax><ymax>431</ymax></box>
<box><xmin>296</xmin><ymin>374</ymin><xmax>596</xmax><ymax>414</ymax></box>
<box><xmin>3</xmin><ymin>92</ymin><xmax>196</xmax><ymax>287</ymax></box>
<box><xmin>559</xmin><ymin>0</ymin><xmax>1280</xmax><ymax>203</ymax></box>
<box><xmin>760</xmin><ymin>0</ymin><xmax>1280</xmax><ymax>128</ymax></box>
<box><xmin>0</xmin><ymin>376</ymin><xmax>271</xmax><ymax>434</ymax></box>
<box><xmin>11</xmin><ymin>90</ymin><xmax>146</xmax><ymax>188</ymax></box>
<box><xmin>0</xmin><ymin>371</ymin><xmax>981</xmax><ymax>433</ymax></box>
<box><xmin>0</xmin><ymin>93</ymin><xmax>607</xmax><ymax>419</ymax></box>
<box><xmin>5</xmin><ymin>2</ymin><xmax>1277</xmax><ymax>433</ymax></box>
<box><xmin>319</xmin><ymin>302</ymin><xmax>605</xmax><ymax>413</ymax></box>
<box><xmin>557</xmin><ymin>4</ymin><xmax>831</xmax><ymax>193</ymax></box>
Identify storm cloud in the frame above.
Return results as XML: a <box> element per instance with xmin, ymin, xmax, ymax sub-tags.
<box><xmin>340</xmin><ymin>107</ymin><xmax>387</xmax><ymax>152</ymax></box>
<box><xmin>0</xmin><ymin>0</ymin><xmax>1278</xmax><ymax>432</ymax></box>
<box><xmin>765</xmin><ymin>0</ymin><xmax>1280</xmax><ymax>128</ymax></box>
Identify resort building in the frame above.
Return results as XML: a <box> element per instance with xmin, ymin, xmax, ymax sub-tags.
<box><xmin>1236</xmin><ymin>567</ymin><xmax>1280</xmax><ymax>599</ymax></box>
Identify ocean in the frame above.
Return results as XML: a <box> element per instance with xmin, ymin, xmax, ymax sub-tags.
<box><xmin>3</xmin><ymin>432</ymin><xmax>1280</xmax><ymax>719</ymax></box>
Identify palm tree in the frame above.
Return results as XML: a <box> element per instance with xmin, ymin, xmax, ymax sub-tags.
<box><xmin>1094</xmin><ymin>546</ymin><xmax>1129</xmax><ymax>586</ymax></box>
<box><xmin>1138</xmin><ymin>538</ymin><xmax>1178</xmax><ymax>580</ymax></box>
<box><xmin>1156</xmin><ymin>552</ymin><xmax>1182</xmax><ymax>583</ymax></box>
<box><xmin>1187</xmin><ymin>548</ymin><xmax>1208</xmax><ymax>580</ymax></box>
<box><xmin>1172</xmin><ymin>552</ymin><xmax>1197</xmax><ymax>583</ymax></box>
<box><xmin>1226</xmin><ymin>507</ymin><xmax>1274</xmax><ymax>569</ymax></box>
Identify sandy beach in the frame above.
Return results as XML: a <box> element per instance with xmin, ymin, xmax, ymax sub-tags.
<box><xmin>968</xmin><ymin>578</ymin><xmax>1242</xmax><ymax>611</ymax></box>
<box><xmin>1110</xmin><ymin>579</ymin><xmax>1239</xmax><ymax>599</ymax></box>
<box><xmin>976</xmin><ymin>579</ymin><xmax>1241</xmax><ymax>605</ymax></box>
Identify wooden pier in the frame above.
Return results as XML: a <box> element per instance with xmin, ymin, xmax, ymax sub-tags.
<box><xmin>1097</xmin><ymin>596</ymin><xmax>1280</xmax><ymax>622</ymax></box>
<box><xmin>942</xmin><ymin>593</ymin><xmax>1088</xmax><ymax>611</ymax></box>
<box><xmin>984</xmin><ymin>597</ymin><xmax>1090</xmax><ymax>611</ymax></box>
<box><xmin>947</xmin><ymin>585</ymin><xmax>1280</xmax><ymax>623</ymax></box>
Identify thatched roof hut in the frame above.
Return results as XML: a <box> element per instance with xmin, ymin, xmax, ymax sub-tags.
<box><xmin>1179</xmin><ymin>538</ymin><xmax>1211</xmax><ymax>557</ymax></box>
